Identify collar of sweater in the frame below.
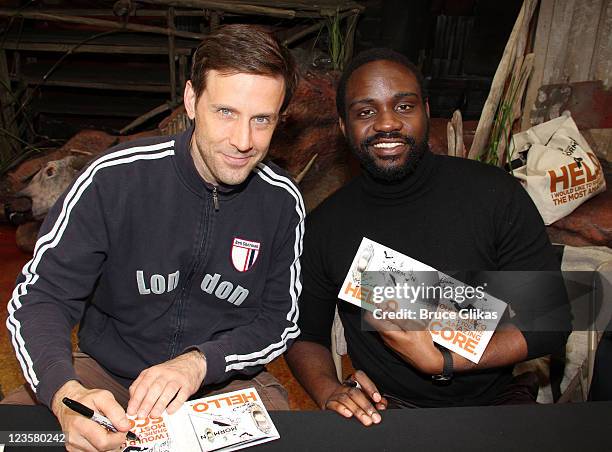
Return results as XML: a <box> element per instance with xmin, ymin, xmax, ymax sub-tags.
<box><xmin>358</xmin><ymin>147</ymin><xmax>438</xmax><ymax>204</ymax></box>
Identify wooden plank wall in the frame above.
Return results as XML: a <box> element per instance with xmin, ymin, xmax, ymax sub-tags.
<box><xmin>536</xmin><ymin>0</ymin><xmax>611</xmax><ymax>88</ymax></box>
<box><xmin>590</xmin><ymin>0</ymin><xmax>612</xmax><ymax>87</ymax></box>
<box><xmin>522</xmin><ymin>0</ymin><xmax>612</xmax><ymax>161</ymax></box>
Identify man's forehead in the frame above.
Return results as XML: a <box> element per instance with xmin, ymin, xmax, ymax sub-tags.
<box><xmin>199</xmin><ymin>69</ymin><xmax>285</xmax><ymax>112</ymax></box>
<box><xmin>204</xmin><ymin>69</ymin><xmax>284</xmax><ymax>88</ymax></box>
<box><xmin>346</xmin><ymin>60</ymin><xmax>421</xmax><ymax>101</ymax></box>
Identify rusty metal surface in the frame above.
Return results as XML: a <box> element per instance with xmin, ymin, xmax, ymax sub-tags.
<box><xmin>530</xmin><ymin>81</ymin><xmax>612</xmax><ymax>129</ymax></box>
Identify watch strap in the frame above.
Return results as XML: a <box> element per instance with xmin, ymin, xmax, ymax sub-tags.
<box><xmin>432</xmin><ymin>344</ymin><xmax>453</xmax><ymax>385</ymax></box>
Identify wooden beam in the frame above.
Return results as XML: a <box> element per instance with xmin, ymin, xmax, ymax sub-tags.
<box><xmin>0</xmin><ymin>9</ymin><xmax>207</xmax><ymax>40</ymax></box>
<box><xmin>0</xmin><ymin>50</ymin><xmax>20</xmax><ymax>159</ymax></box>
<box><xmin>167</xmin><ymin>7</ymin><xmax>177</xmax><ymax>103</ymax></box>
<box><xmin>521</xmin><ymin>0</ymin><xmax>554</xmax><ymax>131</ymax></box>
<box><xmin>497</xmin><ymin>53</ymin><xmax>534</xmax><ymax>163</ymax></box>
<box><xmin>207</xmin><ymin>0</ymin><xmax>363</xmax><ymax>11</ymax></box>
<box><xmin>447</xmin><ymin>121</ymin><xmax>456</xmax><ymax>156</ymax></box>
<box><xmin>511</xmin><ymin>53</ymin><xmax>535</xmax><ymax>125</ymax></box>
<box><xmin>120</xmin><ymin>102</ymin><xmax>174</xmax><ymax>134</ymax></box>
<box><xmin>13</xmin><ymin>76</ymin><xmax>173</xmax><ymax>92</ymax></box>
<box><xmin>451</xmin><ymin>109</ymin><xmax>464</xmax><ymax>157</ymax></box>
<box><xmin>283</xmin><ymin>20</ymin><xmax>325</xmax><ymax>46</ymax></box>
<box><xmin>7</xmin><ymin>8</ymin><xmax>211</xmax><ymax>17</ymax></box>
<box><xmin>179</xmin><ymin>55</ymin><xmax>187</xmax><ymax>96</ymax></box>
<box><xmin>0</xmin><ymin>40</ymin><xmax>195</xmax><ymax>55</ymax></box>
<box><xmin>468</xmin><ymin>0</ymin><xmax>537</xmax><ymax>160</ymax></box>
<box><xmin>295</xmin><ymin>153</ymin><xmax>318</xmax><ymax>183</ymax></box>
<box><xmin>137</xmin><ymin>0</ymin><xmax>296</xmax><ymax>19</ymax></box>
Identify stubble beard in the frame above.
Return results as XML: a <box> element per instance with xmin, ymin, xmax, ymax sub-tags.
<box><xmin>191</xmin><ymin>134</ymin><xmax>261</xmax><ymax>186</ymax></box>
<box><xmin>349</xmin><ymin>123</ymin><xmax>430</xmax><ymax>182</ymax></box>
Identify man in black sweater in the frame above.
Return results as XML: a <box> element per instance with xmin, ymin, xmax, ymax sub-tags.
<box><xmin>285</xmin><ymin>49</ymin><xmax>571</xmax><ymax>425</ymax></box>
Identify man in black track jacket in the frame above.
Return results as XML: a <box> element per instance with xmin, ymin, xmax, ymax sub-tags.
<box><xmin>3</xmin><ymin>25</ymin><xmax>303</xmax><ymax>451</ymax></box>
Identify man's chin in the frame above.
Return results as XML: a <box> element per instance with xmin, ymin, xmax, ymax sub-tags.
<box><xmin>359</xmin><ymin>154</ymin><xmax>413</xmax><ymax>182</ymax></box>
<box><xmin>216</xmin><ymin>167</ymin><xmax>255</xmax><ymax>186</ymax></box>
<box><xmin>355</xmin><ymin>140</ymin><xmax>428</xmax><ymax>182</ymax></box>
<box><xmin>218</xmin><ymin>174</ymin><xmax>249</xmax><ymax>186</ymax></box>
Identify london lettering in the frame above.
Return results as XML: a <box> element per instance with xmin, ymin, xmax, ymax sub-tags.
<box><xmin>137</xmin><ymin>270</ymin><xmax>250</xmax><ymax>306</ymax></box>
<box><xmin>137</xmin><ymin>270</ymin><xmax>180</xmax><ymax>294</ymax></box>
<box><xmin>200</xmin><ymin>273</ymin><xmax>250</xmax><ymax>306</ymax></box>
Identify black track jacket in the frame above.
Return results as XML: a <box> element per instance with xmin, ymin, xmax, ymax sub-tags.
<box><xmin>7</xmin><ymin>128</ymin><xmax>304</xmax><ymax>407</ymax></box>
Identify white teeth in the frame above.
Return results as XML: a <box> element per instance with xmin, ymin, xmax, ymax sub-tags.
<box><xmin>373</xmin><ymin>142</ymin><xmax>403</xmax><ymax>149</ymax></box>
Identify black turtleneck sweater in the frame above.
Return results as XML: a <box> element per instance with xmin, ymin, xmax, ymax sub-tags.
<box><xmin>297</xmin><ymin>150</ymin><xmax>571</xmax><ymax>407</ymax></box>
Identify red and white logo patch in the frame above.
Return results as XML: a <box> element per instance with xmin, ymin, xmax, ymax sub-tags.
<box><xmin>231</xmin><ymin>238</ymin><xmax>260</xmax><ymax>272</ymax></box>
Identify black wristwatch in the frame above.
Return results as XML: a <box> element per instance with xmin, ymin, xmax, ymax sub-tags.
<box><xmin>431</xmin><ymin>345</ymin><xmax>453</xmax><ymax>385</ymax></box>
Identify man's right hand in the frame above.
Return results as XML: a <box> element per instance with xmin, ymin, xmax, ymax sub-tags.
<box><xmin>51</xmin><ymin>380</ymin><xmax>131</xmax><ymax>452</ymax></box>
<box><xmin>322</xmin><ymin>370</ymin><xmax>387</xmax><ymax>426</ymax></box>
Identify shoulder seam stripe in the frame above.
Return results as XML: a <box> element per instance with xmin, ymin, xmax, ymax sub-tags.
<box><xmin>31</xmin><ymin>140</ymin><xmax>175</xmax><ymax>257</ymax></box>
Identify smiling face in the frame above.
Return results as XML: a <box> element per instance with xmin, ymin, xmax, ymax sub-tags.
<box><xmin>340</xmin><ymin>60</ymin><xmax>430</xmax><ymax>181</ymax></box>
<box><xmin>184</xmin><ymin>70</ymin><xmax>285</xmax><ymax>186</ymax></box>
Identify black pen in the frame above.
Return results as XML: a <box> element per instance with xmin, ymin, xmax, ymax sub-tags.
<box><xmin>62</xmin><ymin>397</ymin><xmax>140</xmax><ymax>442</ymax></box>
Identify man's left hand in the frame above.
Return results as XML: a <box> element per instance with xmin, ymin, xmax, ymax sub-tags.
<box><xmin>127</xmin><ymin>350</ymin><xmax>207</xmax><ymax>419</ymax></box>
<box><xmin>376</xmin><ymin>328</ymin><xmax>443</xmax><ymax>375</ymax></box>
<box><xmin>365</xmin><ymin>303</ymin><xmax>443</xmax><ymax>375</ymax></box>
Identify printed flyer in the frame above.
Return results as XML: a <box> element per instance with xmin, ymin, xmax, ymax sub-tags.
<box><xmin>121</xmin><ymin>387</ymin><xmax>279</xmax><ymax>452</ymax></box>
<box><xmin>167</xmin><ymin>387</ymin><xmax>278</xmax><ymax>451</ymax></box>
<box><xmin>338</xmin><ymin>237</ymin><xmax>507</xmax><ymax>363</ymax></box>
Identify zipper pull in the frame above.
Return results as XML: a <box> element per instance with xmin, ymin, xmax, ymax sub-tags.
<box><xmin>212</xmin><ymin>186</ymin><xmax>220</xmax><ymax>211</ymax></box>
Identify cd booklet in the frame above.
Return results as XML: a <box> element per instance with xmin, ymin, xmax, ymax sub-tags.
<box><xmin>339</xmin><ymin>237</ymin><xmax>507</xmax><ymax>363</ymax></box>
<box><xmin>122</xmin><ymin>387</ymin><xmax>279</xmax><ymax>452</ymax></box>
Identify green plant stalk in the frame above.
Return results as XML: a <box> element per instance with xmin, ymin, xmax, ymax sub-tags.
<box><xmin>326</xmin><ymin>8</ymin><xmax>356</xmax><ymax>71</ymax></box>
<box><xmin>483</xmin><ymin>67</ymin><xmax>525</xmax><ymax>167</ymax></box>
<box><xmin>328</xmin><ymin>11</ymin><xmax>341</xmax><ymax>70</ymax></box>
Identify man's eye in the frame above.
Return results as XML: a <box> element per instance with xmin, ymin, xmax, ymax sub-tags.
<box><xmin>357</xmin><ymin>109</ymin><xmax>374</xmax><ymax>118</ymax></box>
<box><xmin>219</xmin><ymin>108</ymin><xmax>234</xmax><ymax>117</ymax></box>
<box><xmin>253</xmin><ymin>116</ymin><xmax>270</xmax><ymax>125</ymax></box>
<box><xmin>396</xmin><ymin>104</ymin><xmax>414</xmax><ymax>112</ymax></box>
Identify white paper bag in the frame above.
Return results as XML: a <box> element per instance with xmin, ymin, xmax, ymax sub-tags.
<box><xmin>513</xmin><ymin>114</ymin><xmax>606</xmax><ymax>225</ymax></box>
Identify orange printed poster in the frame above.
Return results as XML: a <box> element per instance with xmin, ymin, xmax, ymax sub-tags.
<box><xmin>338</xmin><ymin>237</ymin><xmax>507</xmax><ymax>363</ymax></box>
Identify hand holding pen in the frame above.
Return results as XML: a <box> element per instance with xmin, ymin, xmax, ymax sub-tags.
<box><xmin>63</xmin><ymin>398</ymin><xmax>140</xmax><ymax>442</ymax></box>
<box><xmin>51</xmin><ymin>380</ymin><xmax>135</xmax><ymax>451</ymax></box>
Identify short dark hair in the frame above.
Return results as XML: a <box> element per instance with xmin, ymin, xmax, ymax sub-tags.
<box><xmin>336</xmin><ymin>48</ymin><xmax>427</xmax><ymax>121</ymax></box>
<box><xmin>191</xmin><ymin>24</ymin><xmax>298</xmax><ymax>112</ymax></box>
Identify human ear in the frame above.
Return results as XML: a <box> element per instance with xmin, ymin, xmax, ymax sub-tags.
<box><xmin>338</xmin><ymin>117</ymin><xmax>346</xmax><ymax>137</ymax></box>
<box><xmin>184</xmin><ymin>81</ymin><xmax>197</xmax><ymax>120</ymax></box>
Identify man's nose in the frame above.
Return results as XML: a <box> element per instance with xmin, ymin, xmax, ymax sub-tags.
<box><xmin>229</xmin><ymin>118</ymin><xmax>253</xmax><ymax>152</ymax></box>
<box><xmin>373</xmin><ymin>109</ymin><xmax>402</xmax><ymax>133</ymax></box>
